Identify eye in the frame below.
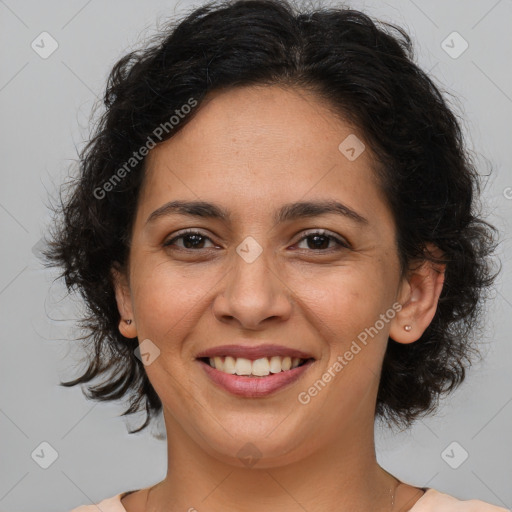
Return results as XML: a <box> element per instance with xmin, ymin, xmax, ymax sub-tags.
<box><xmin>163</xmin><ymin>229</ymin><xmax>350</xmax><ymax>252</ymax></box>
<box><xmin>294</xmin><ymin>230</ymin><xmax>350</xmax><ymax>251</ymax></box>
<box><xmin>163</xmin><ymin>229</ymin><xmax>216</xmax><ymax>250</ymax></box>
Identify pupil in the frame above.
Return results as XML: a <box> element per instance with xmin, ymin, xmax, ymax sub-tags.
<box><xmin>309</xmin><ymin>235</ymin><xmax>328</xmax><ymax>250</ymax></box>
<box><xmin>184</xmin><ymin>235</ymin><xmax>204</xmax><ymax>249</ymax></box>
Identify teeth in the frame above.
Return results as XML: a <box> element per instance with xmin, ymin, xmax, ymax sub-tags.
<box><xmin>252</xmin><ymin>358</ymin><xmax>270</xmax><ymax>376</ymax></box>
<box><xmin>269</xmin><ymin>356</ymin><xmax>282</xmax><ymax>373</ymax></box>
<box><xmin>207</xmin><ymin>356</ymin><xmax>306</xmax><ymax>376</ymax></box>
<box><xmin>234</xmin><ymin>357</ymin><xmax>252</xmax><ymax>375</ymax></box>
<box><xmin>224</xmin><ymin>356</ymin><xmax>236</xmax><ymax>374</ymax></box>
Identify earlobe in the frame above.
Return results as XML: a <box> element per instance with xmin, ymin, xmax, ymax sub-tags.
<box><xmin>118</xmin><ymin>317</ymin><xmax>137</xmax><ymax>338</ymax></box>
<box><xmin>390</xmin><ymin>246</ymin><xmax>446</xmax><ymax>345</ymax></box>
<box><xmin>111</xmin><ymin>264</ymin><xmax>138</xmax><ymax>338</ymax></box>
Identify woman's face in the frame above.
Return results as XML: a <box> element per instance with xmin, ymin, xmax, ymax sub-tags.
<box><xmin>114</xmin><ymin>84</ymin><xmax>409</xmax><ymax>466</ymax></box>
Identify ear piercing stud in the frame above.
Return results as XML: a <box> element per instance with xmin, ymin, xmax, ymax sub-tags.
<box><xmin>125</xmin><ymin>319</ymin><xmax>132</xmax><ymax>325</ymax></box>
<box><xmin>404</xmin><ymin>324</ymin><xmax>412</xmax><ymax>332</ymax></box>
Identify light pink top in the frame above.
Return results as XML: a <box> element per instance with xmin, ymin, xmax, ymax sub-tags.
<box><xmin>70</xmin><ymin>487</ymin><xmax>511</xmax><ymax>511</ymax></box>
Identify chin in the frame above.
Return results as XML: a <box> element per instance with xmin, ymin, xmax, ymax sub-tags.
<box><xmin>194</xmin><ymin>417</ymin><xmax>317</xmax><ymax>469</ymax></box>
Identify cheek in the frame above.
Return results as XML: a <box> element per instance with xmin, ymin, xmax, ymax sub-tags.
<box><xmin>130</xmin><ymin>261</ymin><xmax>213</xmax><ymax>345</ymax></box>
<box><xmin>130</xmin><ymin>266</ymin><xmax>206</xmax><ymax>409</ymax></box>
<box><xmin>299</xmin><ymin>266</ymin><xmax>395</xmax><ymax>399</ymax></box>
<box><xmin>295</xmin><ymin>267</ymin><xmax>389</xmax><ymax>339</ymax></box>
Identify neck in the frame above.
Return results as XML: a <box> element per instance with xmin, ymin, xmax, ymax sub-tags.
<box><xmin>149</xmin><ymin>407</ymin><xmax>399</xmax><ymax>512</ymax></box>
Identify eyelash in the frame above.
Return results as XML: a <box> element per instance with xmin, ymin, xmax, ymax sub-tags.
<box><xmin>163</xmin><ymin>228</ymin><xmax>350</xmax><ymax>252</ymax></box>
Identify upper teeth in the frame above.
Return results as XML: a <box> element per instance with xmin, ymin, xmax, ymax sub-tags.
<box><xmin>208</xmin><ymin>356</ymin><xmax>303</xmax><ymax>376</ymax></box>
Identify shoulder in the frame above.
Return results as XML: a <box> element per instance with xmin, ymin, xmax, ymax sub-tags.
<box><xmin>69</xmin><ymin>493</ymin><xmax>126</xmax><ymax>512</ymax></box>
<box><xmin>411</xmin><ymin>488</ymin><xmax>510</xmax><ymax>511</ymax></box>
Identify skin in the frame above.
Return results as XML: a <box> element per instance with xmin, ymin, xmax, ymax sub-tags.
<box><xmin>112</xmin><ymin>84</ymin><xmax>445</xmax><ymax>512</ymax></box>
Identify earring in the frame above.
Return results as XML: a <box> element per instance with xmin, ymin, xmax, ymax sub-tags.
<box><xmin>125</xmin><ymin>319</ymin><xmax>132</xmax><ymax>325</ymax></box>
<box><xmin>404</xmin><ymin>324</ymin><xmax>412</xmax><ymax>332</ymax></box>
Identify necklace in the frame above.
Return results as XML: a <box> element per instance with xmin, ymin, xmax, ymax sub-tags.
<box><xmin>143</xmin><ymin>480</ymin><xmax>399</xmax><ymax>511</ymax></box>
<box><xmin>389</xmin><ymin>482</ymin><xmax>396</xmax><ymax>510</ymax></box>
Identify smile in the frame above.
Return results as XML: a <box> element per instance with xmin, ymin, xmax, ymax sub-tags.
<box><xmin>200</xmin><ymin>355</ymin><xmax>311</xmax><ymax>377</ymax></box>
<box><xmin>196</xmin><ymin>357</ymin><xmax>315</xmax><ymax>398</ymax></box>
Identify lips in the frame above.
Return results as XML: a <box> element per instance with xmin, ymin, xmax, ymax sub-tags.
<box><xmin>198</xmin><ymin>358</ymin><xmax>315</xmax><ymax>397</ymax></box>
<box><xmin>195</xmin><ymin>343</ymin><xmax>316</xmax><ymax>397</ymax></box>
<box><xmin>195</xmin><ymin>344</ymin><xmax>315</xmax><ymax>361</ymax></box>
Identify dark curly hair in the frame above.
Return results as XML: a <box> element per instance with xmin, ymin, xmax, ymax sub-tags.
<box><xmin>43</xmin><ymin>0</ymin><xmax>499</xmax><ymax>434</ymax></box>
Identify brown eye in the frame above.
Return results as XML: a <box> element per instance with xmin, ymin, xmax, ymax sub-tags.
<box><xmin>295</xmin><ymin>230</ymin><xmax>349</xmax><ymax>251</ymax></box>
<box><xmin>163</xmin><ymin>230</ymin><xmax>215</xmax><ymax>250</ymax></box>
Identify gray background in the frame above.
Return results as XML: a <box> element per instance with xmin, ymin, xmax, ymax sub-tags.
<box><xmin>1</xmin><ymin>0</ymin><xmax>511</xmax><ymax>510</ymax></box>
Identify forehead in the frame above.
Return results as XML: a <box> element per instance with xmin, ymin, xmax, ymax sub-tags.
<box><xmin>138</xmin><ymin>84</ymin><xmax>387</xmax><ymax>225</ymax></box>
<box><xmin>150</xmin><ymin>85</ymin><xmax>360</xmax><ymax>160</ymax></box>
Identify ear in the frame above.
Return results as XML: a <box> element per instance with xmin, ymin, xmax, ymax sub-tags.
<box><xmin>389</xmin><ymin>243</ymin><xmax>446</xmax><ymax>344</ymax></box>
<box><xmin>111</xmin><ymin>263</ymin><xmax>137</xmax><ymax>339</ymax></box>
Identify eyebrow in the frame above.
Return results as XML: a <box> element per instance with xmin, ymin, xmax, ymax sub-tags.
<box><xmin>145</xmin><ymin>199</ymin><xmax>369</xmax><ymax>226</ymax></box>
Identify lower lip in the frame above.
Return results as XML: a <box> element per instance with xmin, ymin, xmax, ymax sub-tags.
<box><xmin>197</xmin><ymin>359</ymin><xmax>314</xmax><ymax>398</ymax></box>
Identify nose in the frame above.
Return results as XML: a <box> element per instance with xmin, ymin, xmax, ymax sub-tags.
<box><xmin>212</xmin><ymin>242</ymin><xmax>293</xmax><ymax>330</ymax></box>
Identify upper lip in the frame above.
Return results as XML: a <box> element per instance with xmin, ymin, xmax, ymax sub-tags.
<box><xmin>195</xmin><ymin>344</ymin><xmax>315</xmax><ymax>361</ymax></box>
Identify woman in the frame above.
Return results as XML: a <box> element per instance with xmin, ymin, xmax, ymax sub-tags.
<box><xmin>45</xmin><ymin>0</ymin><xmax>506</xmax><ymax>510</ymax></box>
